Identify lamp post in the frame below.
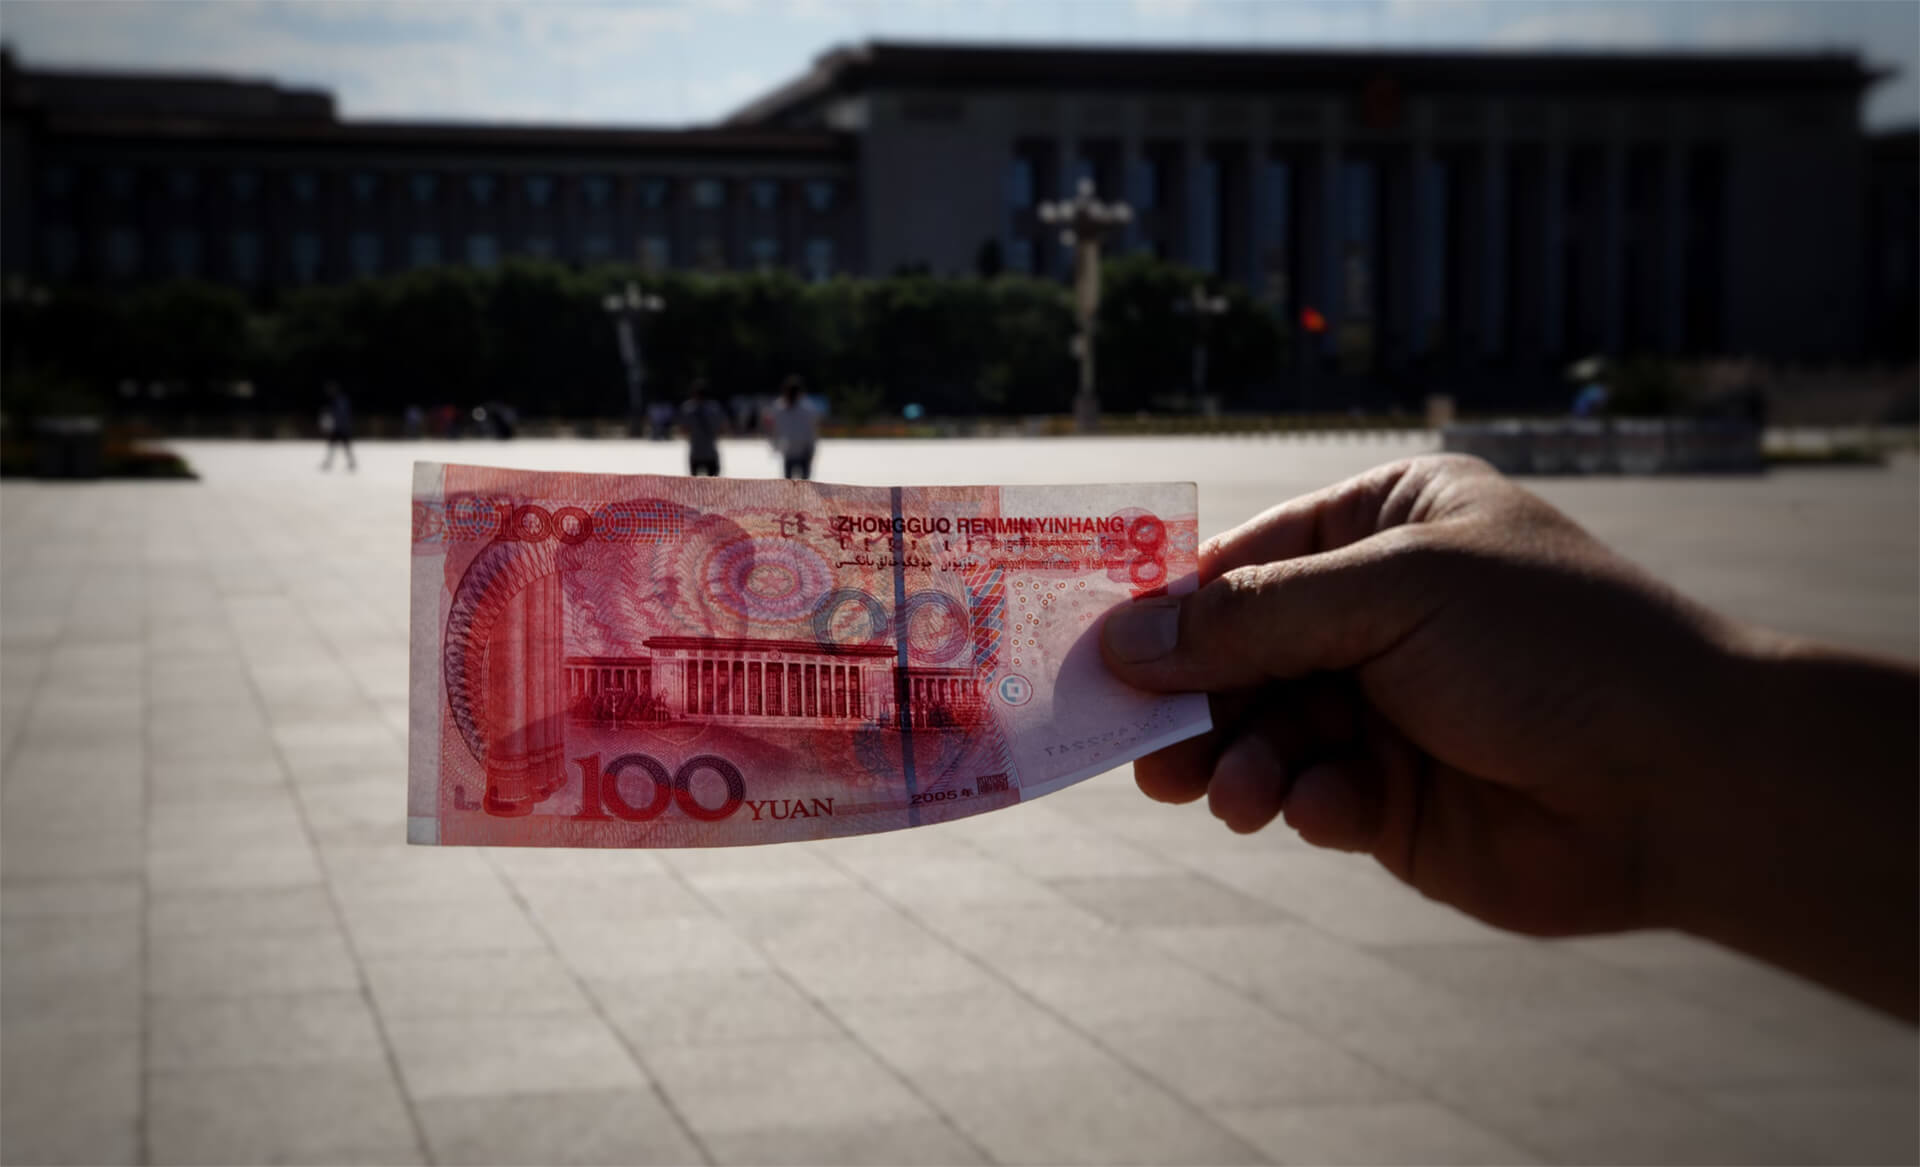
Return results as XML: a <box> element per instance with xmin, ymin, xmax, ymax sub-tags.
<box><xmin>602</xmin><ymin>281</ymin><xmax>665</xmax><ymax>437</ymax></box>
<box><xmin>1176</xmin><ymin>284</ymin><xmax>1229</xmax><ymax>404</ymax></box>
<box><xmin>1038</xmin><ymin>178</ymin><xmax>1131</xmax><ymax>432</ymax></box>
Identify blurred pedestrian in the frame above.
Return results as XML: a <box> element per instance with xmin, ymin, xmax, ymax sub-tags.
<box><xmin>319</xmin><ymin>382</ymin><xmax>356</xmax><ymax>472</ymax></box>
<box><xmin>677</xmin><ymin>379</ymin><xmax>729</xmax><ymax>477</ymax></box>
<box><xmin>765</xmin><ymin>374</ymin><xmax>819</xmax><ymax>480</ymax></box>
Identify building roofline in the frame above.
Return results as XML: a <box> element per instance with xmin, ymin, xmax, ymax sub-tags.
<box><xmin>726</xmin><ymin>38</ymin><xmax>1885</xmax><ymax>126</ymax></box>
<box><xmin>643</xmin><ymin>636</ymin><xmax>899</xmax><ymax>658</ymax></box>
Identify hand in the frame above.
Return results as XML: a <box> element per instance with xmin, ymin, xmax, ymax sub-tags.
<box><xmin>1103</xmin><ymin>455</ymin><xmax>1917</xmax><ymax>1017</ymax></box>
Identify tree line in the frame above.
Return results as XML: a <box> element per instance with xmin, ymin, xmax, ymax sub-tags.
<box><xmin>1</xmin><ymin>256</ymin><xmax>1289</xmax><ymax>422</ymax></box>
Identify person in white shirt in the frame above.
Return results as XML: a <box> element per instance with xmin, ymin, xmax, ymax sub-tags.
<box><xmin>765</xmin><ymin>375</ymin><xmax>819</xmax><ymax>480</ymax></box>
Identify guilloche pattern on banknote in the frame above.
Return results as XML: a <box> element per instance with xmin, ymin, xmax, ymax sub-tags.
<box><xmin>408</xmin><ymin>463</ymin><xmax>1208</xmax><ymax>847</ymax></box>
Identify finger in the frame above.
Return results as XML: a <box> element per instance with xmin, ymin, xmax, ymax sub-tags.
<box><xmin>1208</xmin><ymin>730</ymin><xmax>1290</xmax><ymax>834</ymax></box>
<box><xmin>1103</xmin><ymin>528</ymin><xmax>1444</xmax><ymax>694</ymax></box>
<box><xmin>1199</xmin><ymin>457</ymin><xmax>1467</xmax><ymax>583</ymax></box>
<box><xmin>1282</xmin><ymin>759</ymin><xmax>1379</xmax><ymax>852</ymax></box>
<box><xmin>1132</xmin><ymin>690</ymin><xmax>1261</xmax><ymax>804</ymax></box>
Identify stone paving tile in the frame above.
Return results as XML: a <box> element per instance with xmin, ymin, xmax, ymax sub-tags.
<box><xmin>594</xmin><ymin>969</ymin><xmax>842</xmax><ymax>1047</ymax></box>
<box><xmin>364</xmin><ymin>949</ymin><xmax>595</xmax><ymax>1018</ymax></box>
<box><xmin>1183</xmin><ymin>849</ymin><xmax>1514</xmax><ymax>947</ymax></box>
<box><xmin>510</xmin><ymin>872</ymin><xmax>715</xmax><ymax>925</ymax></box>
<box><xmin>385</xmin><ymin>1012</ymin><xmax>648</xmax><ymax>1101</ymax></box>
<box><xmin>149</xmin><ymin>928</ymin><xmax>361</xmax><ymax>997</ymax></box>
<box><xmin>1100</xmin><ymin>1012</ymin><xmax>1419</xmax><ymax>1110</ymax></box>
<box><xmin>147</xmin><ymin>1062</ymin><xmax>421</xmax><ymax>1165</ymax></box>
<box><xmin>646</xmin><ymin>1036</ymin><xmax>934</xmax><ymax>1137</ymax></box>
<box><xmin>829</xmin><ymin>988</ymin><xmax>1113</xmax><ymax>1081</ymax></box>
<box><xmin>1</xmin><ymin>875</ymin><xmax>142</xmax><ymax>918</ymax></box>
<box><xmin>1213</xmin><ymin>1099</ymin><xmax>1536</xmax><ymax>1165</ymax></box>
<box><xmin>1</xmin><ymin>1015</ymin><xmax>142</xmax><ymax>1166</ymax></box>
<box><xmin>147</xmin><ymin>991</ymin><xmax>387</xmax><ymax>1070</ymax></box>
<box><xmin>146</xmin><ymin>839</ymin><xmax>325</xmax><ymax>893</ymax></box>
<box><xmin>1045</xmin><ymin>872</ymin><xmax>1287</xmax><ymax>930</ymax></box>
<box><xmin>147</xmin><ymin>884</ymin><xmax>338</xmax><ymax>936</ymax></box>
<box><xmin>544</xmin><ymin>914</ymin><xmax>771</xmax><ymax>981</ymax></box>
<box><xmin>337</xmin><ymin>889</ymin><xmax>550</xmax><ymax>956</ymax></box>
<box><xmin>704</xmin><ymin>1117</ymin><xmax>989</xmax><ymax>1166</ymax></box>
<box><xmin>759</xmin><ymin>913</ymin><xmax>1000</xmax><ymax>1004</ymax></box>
<box><xmin>414</xmin><ymin>1088</ymin><xmax>705</xmax><ymax>1166</ymax></box>
<box><xmin>1706</xmin><ymin>1083</ymin><xmax>1920</xmax><ymax>1165</ymax></box>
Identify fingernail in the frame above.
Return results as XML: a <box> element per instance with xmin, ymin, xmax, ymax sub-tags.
<box><xmin>1105</xmin><ymin>598</ymin><xmax>1181</xmax><ymax>663</ymax></box>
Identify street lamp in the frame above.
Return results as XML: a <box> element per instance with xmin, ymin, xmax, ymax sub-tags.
<box><xmin>1175</xmin><ymin>284</ymin><xmax>1229</xmax><ymax>404</ymax></box>
<box><xmin>602</xmin><ymin>281</ymin><xmax>665</xmax><ymax>437</ymax></box>
<box><xmin>1038</xmin><ymin>178</ymin><xmax>1131</xmax><ymax>432</ymax></box>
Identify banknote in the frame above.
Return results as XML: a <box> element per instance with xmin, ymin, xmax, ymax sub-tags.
<box><xmin>408</xmin><ymin>463</ymin><xmax>1209</xmax><ymax>847</ymax></box>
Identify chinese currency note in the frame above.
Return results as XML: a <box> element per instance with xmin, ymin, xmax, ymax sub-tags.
<box><xmin>409</xmin><ymin>463</ymin><xmax>1210</xmax><ymax>847</ymax></box>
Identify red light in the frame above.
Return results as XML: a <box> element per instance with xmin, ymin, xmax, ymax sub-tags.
<box><xmin>1300</xmin><ymin>306</ymin><xmax>1327</xmax><ymax>334</ymax></box>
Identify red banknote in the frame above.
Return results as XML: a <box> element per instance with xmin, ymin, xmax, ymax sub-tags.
<box><xmin>408</xmin><ymin>463</ymin><xmax>1209</xmax><ymax>847</ymax></box>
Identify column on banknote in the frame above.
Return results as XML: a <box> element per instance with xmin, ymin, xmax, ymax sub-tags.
<box><xmin>483</xmin><ymin>570</ymin><xmax>565</xmax><ymax>816</ymax></box>
<box><xmin>638</xmin><ymin>637</ymin><xmax>894</xmax><ymax>727</ymax></box>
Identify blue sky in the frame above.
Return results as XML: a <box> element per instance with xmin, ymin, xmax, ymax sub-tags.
<box><xmin>3</xmin><ymin>1</ymin><xmax>1915</xmax><ymax>129</ymax></box>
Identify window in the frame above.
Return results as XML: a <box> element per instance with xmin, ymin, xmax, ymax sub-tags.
<box><xmin>639</xmin><ymin>235</ymin><xmax>669</xmax><ymax>271</ymax></box>
<box><xmin>229</xmin><ymin>231</ymin><xmax>261</xmax><ymax>283</ymax></box>
<box><xmin>1259</xmin><ymin>159</ymin><xmax>1292</xmax><ymax>305</ymax></box>
<box><xmin>466</xmin><ymin>234</ymin><xmax>498</xmax><ymax>268</ymax></box>
<box><xmin>1132</xmin><ymin>157</ymin><xmax>1161</xmax><ymax>211</ymax></box>
<box><xmin>42</xmin><ymin>166</ymin><xmax>72</xmax><ymax>199</ymax></box>
<box><xmin>750</xmin><ymin>180</ymin><xmax>779</xmax><ymax>211</ymax></box>
<box><xmin>350</xmin><ymin>232</ymin><xmax>383</xmax><ymax>277</ymax></box>
<box><xmin>804</xmin><ymin>237</ymin><xmax>834</xmax><ymax>282</ymax></box>
<box><xmin>291</xmin><ymin>172</ymin><xmax>318</xmax><ymax>203</ymax></box>
<box><xmin>1192</xmin><ymin>158</ymin><xmax>1219</xmax><ymax>275</ymax></box>
<box><xmin>409</xmin><ymin>233</ymin><xmax>441</xmax><ymax>268</ymax></box>
<box><xmin>750</xmin><ymin>236</ymin><xmax>779</xmax><ymax>270</ymax></box>
<box><xmin>583</xmin><ymin>175</ymin><xmax>612</xmax><ymax>209</ymax></box>
<box><xmin>42</xmin><ymin>226</ymin><xmax>77</xmax><ymax>278</ymax></box>
<box><xmin>351</xmin><ymin>173</ymin><xmax>381</xmax><ymax>205</ymax></box>
<box><xmin>168</xmin><ymin>230</ymin><xmax>201</xmax><ymax>277</ymax></box>
<box><xmin>524</xmin><ymin>175</ymin><xmax>554</xmax><ymax>208</ymax></box>
<box><xmin>105</xmin><ymin>168</ymin><xmax>134</xmax><ymax>200</ymax></box>
<box><xmin>410</xmin><ymin>174</ymin><xmax>438</xmax><ymax>205</ymax></box>
<box><xmin>1005</xmin><ymin>237</ymin><xmax>1034</xmax><ymax>275</ymax></box>
<box><xmin>291</xmin><ymin>233</ymin><xmax>322</xmax><ymax>282</ymax></box>
<box><xmin>805</xmin><ymin>179</ymin><xmax>835</xmax><ymax>212</ymax></box>
<box><xmin>230</xmin><ymin>171</ymin><xmax>260</xmax><ymax>202</ymax></box>
<box><xmin>468</xmin><ymin>174</ymin><xmax>496</xmax><ymax>207</ymax></box>
<box><xmin>1005</xmin><ymin>158</ymin><xmax>1033</xmax><ymax>208</ymax></box>
<box><xmin>692</xmin><ymin>179</ymin><xmax>724</xmax><ymax>209</ymax></box>
<box><xmin>169</xmin><ymin>169</ymin><xmax>198</xmax><ymax>200</ymax></box>
<box><xmin>105</xmin><ymin>228</ymin><xmax>140</xmax><ymax>277</ymax></box>
<box><xmin>582</xmin><ymin>234</ymin><xmax>612</xmax><ymax>264</ymax></box>
<box><xmin>638</xmin><ymin>178</ymin><xmax>668</xmax><ymax>209</ymax></box>
<box><xmin>1073</xmin><ymin>155</ymin><xmax>1096</xmax><ymax>189</ymax></box>
<box><xmin>694</xmin><ymin>236</ymin><xmax>725</xmax><ymax>269</ymax></box>
<box><xmin>523</xmin><ymin>236</ymin><xmax>554</xmax><ymax>259</ymax></box>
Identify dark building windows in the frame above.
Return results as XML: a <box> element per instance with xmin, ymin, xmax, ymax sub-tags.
<box><xmin>105</xmin><ymin>168</ymin><xmax>134</xmax><ymax>200</ymax></box>
<box><xmin>229</xmin><ymin>231</ymin><xmax>261</xmax><ymax>283</ymax></box>
<box><xmin>408</xmin><ymin>232</ymin><xmax>440</xmax><ymax>268</ymax></box>
<box><xmin>169</xmin><ymin>169</ymin><xmax>198</xmax><ymax>200</ymax></box>
<box><xmin>466</xmin><ymin>234</ymin><xmax>498</xmax><ymax>268</ymax></box>
<box><xmin>582</xmin><ymin>234</ymin><xmax>613</xmax><ymax>263</ymax></box>
<box><xmin>168</xmin><ymin>230</ymin><xmax>201</xmax><ymax>278</ymax></box>
<box><xmin>43</xmin><ymin>227</ymin><xmax>77</xmax><ymax>279</ymax></box>
<box><xmin>105</xmin><ymin>228</ymin><xmax>140</xmax><ymax>277</ymax></box>
<box><xmin>468</xmin><ymin>174</ymin><xmax>496</xmax><ymax>206</ymax></box>
<box><xmin>583</xmin><ymin>175</ymin><xmax>612</xmax><ymax>209</ymax></box>
<box><xmin>291</xmin><ymin>172</ymin><xmax>318</xmax><ymax>204</ymax></box>
<box><xmin>805</xmin><ymin>179</ymin><xmax>834</xmax><ymax>212</ymax></box>
<box><xmin>350</xmin><ymin>232</ymin><xmax>382</xmax><ymax>278</ymax></box>
<box><xmin>524</xmin><ymin>175</ymin><xmax>554</xmax><ymax>208</ymax></box>
<box><xmin>805</xmin><ymin>237</ymin><xmax>833</xmax><ymax>281</ymax></box>
<box><xmin>524</xmin><ymin>236</ymin><xmax>555</xmax><ymax>259</ymax></box>
<box><xmin>694</xmin><ymin>235</ymin><xmax>724</xmax><ymax>269</ymax></box>
<box><xmin>750</xmin><ymin>236</ymin><xmax>779</xmax><ymax>270</ymax></box>
<box><xmin>1193</xmin><ymin>157</ymin><xmax>1220</xmax><ymax>275</ymax></box>
<box><xmin>351</xmin><ymin>173</ymin><xmax>380</xmax><ymax>205</ymax></box>
<box><xmin>639</xmin><ymin>235</ymin><xmax>669</xmax><ymax>271</ymax></box>
<box><xmin>291</xmin><ymin>232</ymin><xmax>322</xmax><ymax>283</ymax></box>
<box><xmin>230</xmin><ymin>171</ymin><xmax>260</xmax><ymax>202</ymax></box>
<box><xmin>42</xmin><ymin>166</ymin><xmax>72</xmax><ymax>199</ymax></box>
<box><xmin>1259</xmin><ymin>158</ymin><xmax>1292</xmax><ymax>308</ymax></box>
<box><xmin>750</xmin><ymin>180</ymin><xmax>779</xmax><ymax>210</ymax></box>
<box><xmin>1006</xmin><ymin>237</ymin><xmax>1034</xmax><ymax>274</ymax></box>
<box><xmin>410</xmin><ymin>174</ymin><xmax>438</xmax><ymax>205</ymax></box>
<box><xmin>1132</xmin><ymin>156</ymin><xmax>1162</xmax><ymax>210</ymax></box>
<box><xmin>692</xmin><ymin>179</ymin><xmax>724</xmax><ymax>209</ymax></box>
<box><xmin>639</xmin><ymin>178</ymin><xmax>669</xmax><ymax>209</ymax></box>
<box><xmin>1005</xmin><ymin>157</ymin><xmax>1034</xmax><ymax>208</ymax></box>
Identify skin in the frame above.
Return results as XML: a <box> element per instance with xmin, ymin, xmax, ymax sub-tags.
<box><xmin>1102</xmin><ymin>454</ymin><xmax>1918</xmax><ymax>1021</ymax></box>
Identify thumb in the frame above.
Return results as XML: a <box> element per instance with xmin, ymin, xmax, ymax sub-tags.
<box><xmin>1101</xmin><ymin>529</ymin><xmax>1440</xmax><ymax>693</ymax></box>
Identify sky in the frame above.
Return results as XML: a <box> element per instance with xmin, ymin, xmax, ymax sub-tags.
<box><xmin>2</xmin><ymin>0</ymin><xmax>1915</xmax><ymax>130</ymax></box>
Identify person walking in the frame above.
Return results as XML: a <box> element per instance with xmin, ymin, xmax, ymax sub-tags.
<box><xmin>765</xmin><ymin>375</ymin><xmax>819</xmax><ymax>480</ymax></box>
<box><xmin>677</xmin><ymin>379</ymin><xmax>729</xmax><ymax>477</ymax></box>
<box><xmin>319</xmin><ymin>382</ymin><xmax>356</xmax><ymax>472</ymax></box>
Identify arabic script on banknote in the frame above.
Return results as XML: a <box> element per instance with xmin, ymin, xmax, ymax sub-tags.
<box><xmin>409</xmin><ymin>463</ymin><xmax>1210</xmax><ymax>846</ymax></box>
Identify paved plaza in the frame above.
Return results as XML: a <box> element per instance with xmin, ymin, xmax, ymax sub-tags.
<box><xmin>2</xmin><ymin>435</ymin><xmax>1915</xmax><ymax>1166</ymax></box>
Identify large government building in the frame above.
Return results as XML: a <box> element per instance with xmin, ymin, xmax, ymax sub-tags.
<box><xmin>3</xmin><ymin>41</ymin><xmax>1914</xmax><ymax>367</ymax></box>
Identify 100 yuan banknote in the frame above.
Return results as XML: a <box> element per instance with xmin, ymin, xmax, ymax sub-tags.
<box><xmin>408</xmin><ymin>463</ymin><xmax>1210</xmax><ymax>847</ymax></box>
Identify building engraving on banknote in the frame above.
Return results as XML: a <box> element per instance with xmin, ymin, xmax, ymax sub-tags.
<box><xmin>409</xmin><ymin>464</ymin><xmax>1210</xmax><ymax>848</ymax></box>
